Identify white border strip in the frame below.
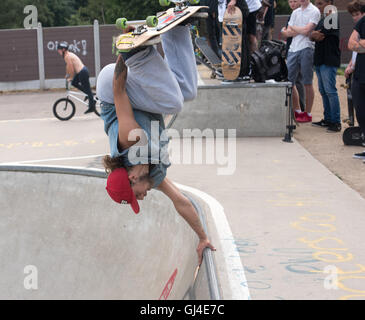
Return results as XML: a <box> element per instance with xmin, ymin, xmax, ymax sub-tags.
<box><xmin>175</xmin><ymin>182</ymin><xmax>251</xmax><ymax>300</ymax></box>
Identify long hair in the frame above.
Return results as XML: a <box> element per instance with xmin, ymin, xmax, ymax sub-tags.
<box><xmin>102</xmin><ymin>155</ymin><xmax>154</xmax><ymax>186</ymax></box>
<box><xmin>102</xmin><ymin>155</ymin><xmax>126</xmax><ymax>174</ymax></box>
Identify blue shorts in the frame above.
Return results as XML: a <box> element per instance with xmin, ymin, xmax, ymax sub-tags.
<box><xmin>287</xmin><ymin>47</ymin><xmax>314</xmax><ymax>85</ymax></box>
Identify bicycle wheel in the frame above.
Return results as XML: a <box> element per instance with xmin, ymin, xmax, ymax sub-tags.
<box><xmin>53</xmin><ymin>98</ymin><xmax>76</xmax><ymax>121</ymax></box>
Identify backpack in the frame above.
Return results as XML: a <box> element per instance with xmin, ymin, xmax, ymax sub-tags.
<box><xmin>250</xmin><ymin>40</ymin><xmax>288</xmax><ymax>83</ymax></box>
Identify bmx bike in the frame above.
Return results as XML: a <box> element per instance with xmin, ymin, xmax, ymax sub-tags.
<box><xmin>52</xmin><ymin>81</ymin><xmax>101</xmax><ymax>121</ymax></box>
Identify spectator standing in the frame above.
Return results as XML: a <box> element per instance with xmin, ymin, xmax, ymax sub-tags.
<box><xmin>348</xmin><ymin>1</ymin><xmax>365</xmax><ymax>159</ymax></box>
<box><xmin>228</xmin><ymin>0</ymin><xmax>261</xmax><ymax>53</ymax></box>
<box><xmin>281</xmin><ymin>0</ymin><xmax>321</xmax><ymax>123</ymax></box>
<box><xmin>201</xmin><ymin>0</ymin><xmax>221</xmax><ymax>57</ymax></box>
<box><xmin>281</xmin><ymin>0</ymin><xmax>306</xmax><ymax>112</ymax></box>
<box><xmin>311</xmin><ymin>0</ymin><xmax>341</xmax><ymax>132</ymax></box>
<box><xmin>345</xmin><ymin>1</ymin><xmax>365</xmax><ymax>80</ymax></box>
<box><xmin>262</xmin><ymin>0</ymin><xmax>276</xmax><ymax>41</ymax></box>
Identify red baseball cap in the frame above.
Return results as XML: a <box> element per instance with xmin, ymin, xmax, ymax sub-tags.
<box><xmin>106</xmin><ymin>168</ymin><xmax>140</xmax><ymax>214</ymax></box>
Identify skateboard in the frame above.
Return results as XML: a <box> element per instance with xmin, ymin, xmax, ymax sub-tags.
<box><xmin>341</xmin><ymin>76</ymin><xmax>355</xmax><ymax>127</ymax></box>
<box><xmin>221</xmin><ymin>6</ymin><xmax>242</xmax><ymax>81</ymax></box>
<box><xmin>194</xmin><ymin>37</ymin><xmax>222</xmax><ymax>78</ymax></box>
<box><xmin>343</xmin><ymin>126</ymin><xmax>364</xmax><ymax>146</ymax></box>
<box><xmin>115</xmin><ymin>0</ymin><xmax>207</xmax><ymax>52</ymax></box>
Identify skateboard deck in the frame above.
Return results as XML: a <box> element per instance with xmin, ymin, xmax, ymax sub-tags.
<box><xmin>222</xmin><ymin>7</ymin><xmax>242</xmax><ymax>80</ymax></box>
<box><xmin>115</xmin><ymin>5</ymin><xmax>207</xmax><ymax>52</ymax></box>
<box><xmin>343</xmin><ymin>126</ymin><xmax>364</xmax><ymax>146</ymax></box>
<box><xmin>195</xmin><ymin>37</ymin><xmax>221</xmax><ymax>66</ymax></box>
<box><xmin>342</xmin><ymin>76</ymin><xmax>355</xmax><ymax>127</ymax></box>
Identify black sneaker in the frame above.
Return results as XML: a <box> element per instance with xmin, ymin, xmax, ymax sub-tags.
<box><xmin>353</xmin><ymin>151</ymin><xmax>365</xmax><ymax>160</ymax></box>
<box><xmin>327</xmin><ymin>123</ymin><xmax>341</xmax><ymax>133</ymax></box>
<box><xmin>84</xmin><ymin>103</ymin><xmax>96</xmax><ymax>114</ymax></box>
<box><xmin>312</xmin><ymin>119</ymin><xmax>330</xmax><ymax>128</ymax></box>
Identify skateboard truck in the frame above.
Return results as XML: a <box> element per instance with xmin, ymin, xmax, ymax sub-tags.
<box><xmin>133</xmin><ymin>25</ymin><xmax>148</xmax><ymax>36</ymax></box>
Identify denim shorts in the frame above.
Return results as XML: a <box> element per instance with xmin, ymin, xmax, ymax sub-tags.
<box><xmin>287</xmin><ymin>47</ymin><xmax>314</xmax><ymax>85</ymax></box>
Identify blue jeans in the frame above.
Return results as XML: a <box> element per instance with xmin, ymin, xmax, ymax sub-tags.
<box><xmin>315</xmin><ymin>65</ymin><xmax>341</xmax><ymax>124</ymax></box>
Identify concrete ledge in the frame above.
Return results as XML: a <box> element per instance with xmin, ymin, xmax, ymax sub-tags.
<box><xmin>173</xmin><ymin>82</ymin><xmax>291</xmax><ymax>137</ymax></box>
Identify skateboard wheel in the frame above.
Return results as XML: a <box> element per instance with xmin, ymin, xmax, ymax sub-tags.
<box><xmin>116</xmin><ymin>17</ymin><xmax>127</xmax><ymax>29</ymax></box>
<box><xmin>189</xmin><ymin>0</ymin><xmax>200</xmax><ymax>4</ymax></box>
<box><xmin>146</xmin><ymin>15</ymin><xmax>158</xmax><ymax>28</ymax></box>
<box><xmin>159</xmin><ymin>0</ymin><xmax>170</xmax><ymax>6</ymax></box>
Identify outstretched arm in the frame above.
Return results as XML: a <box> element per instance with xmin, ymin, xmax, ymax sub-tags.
<box><xmin>157</xmin><ymin>178</ymin><xmax>216</xmax><ymax>265</ymax></box>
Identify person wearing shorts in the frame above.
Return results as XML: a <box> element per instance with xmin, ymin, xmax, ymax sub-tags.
<box><xmin>281</xmin><ymin>0</ymin><xmax>321</xmax><ymax>123</ymax></box>
<box><xmin>96</xmin><ymin>25</ymin><xmax>215</xmax><ymax>265</ymax></box>
<box><xmin>228</xmin><ymin>0</ymin><xmax>261</xmax><ymax>53</ymax></box>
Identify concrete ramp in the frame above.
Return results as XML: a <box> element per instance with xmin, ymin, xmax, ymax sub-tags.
<box><xmin>0</xmin><ymin>165</ymin><xmax>219</xmax><ymax>300</ymax></box>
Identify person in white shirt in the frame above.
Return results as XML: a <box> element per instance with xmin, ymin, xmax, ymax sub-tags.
<box><xmin>281</xmin><ymin>0</ymin><xmax>321</xmax><ymax>123</ymax></box>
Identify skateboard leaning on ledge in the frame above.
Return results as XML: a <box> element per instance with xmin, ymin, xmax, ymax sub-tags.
<box><xmin>221</xmin><ymin>6</ymin><xmax>242</xmax><ymax>80</ymax></box>
<box><xmin>115</xmin><ymin>0</ymin><xmax>207</xmax><ymax>52</ymax></box>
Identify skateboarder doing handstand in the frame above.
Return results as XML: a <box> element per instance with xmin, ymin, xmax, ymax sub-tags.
<box><xmin>96</xmin><ymin>25</ymin><xmax>216</xmax><ymax>265</ymax></box>
<box><xmin>57</xmin><ymin>42</ymin><xmax>96</xmax><ymax>114</ymax></box>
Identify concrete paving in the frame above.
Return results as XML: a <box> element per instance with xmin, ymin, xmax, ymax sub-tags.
<box><xmin>1</xmin><ymin>74</ymin><xmax>365</xmax><ymax>300</ymax></box>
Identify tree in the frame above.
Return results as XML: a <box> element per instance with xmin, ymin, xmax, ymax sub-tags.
<box><xmin>275</xmin><ymin>0</ymin><xmax>291</xmax><ymax>15</ymax></box>
<box><xmin>67</xmin><ymin>0</ymin><xmax>172</xmax><ymax>25</ymax></box>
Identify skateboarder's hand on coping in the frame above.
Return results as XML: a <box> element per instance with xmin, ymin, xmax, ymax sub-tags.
<box><xmin>197</xmin><ymin>238</ymin><xmax>216</xmax><ymax>266</ymax></box>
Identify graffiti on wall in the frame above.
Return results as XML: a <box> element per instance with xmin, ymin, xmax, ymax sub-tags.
<box><xmin>47</xmin><ymin>40</ymin><xmax>88</xmax><ymax>56</ymax></box>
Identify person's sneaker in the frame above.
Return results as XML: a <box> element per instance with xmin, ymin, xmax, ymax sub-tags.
<box><xmin>221</xmin><ymin>79</ymin><xmax>234</xmax><ymax>84</ymax></box>
<box><xmin>312</xmin><ymin>119</ymin><xmax>330</xmax><ymax>128</ymax></box>
<box><xmin>327</xmin><ymin>123</ymin><xmax>341</xmax><ymax>133</ymax></box>
<box><xmin>297</xmin><ymin>112</ymin><xmax>312</xmax><ymax>123</ymax></box>
<box><xmin>235</xmin><ymin>76</ymin><xmax>250</xmax><ymax>83</ymax></box>
<box><xmin>295</xmin><ymin>111</ymin><xmax>304</xmax><ymax>121</ymax></box>
<box><xmin>84</xmin><ymin>103</ymin><xmax>96</xmax><ymax>114</ymax></box>
<box><xmin>353</xmin><ymin>151</ymin><xmax>365</xmax><ymax>160</ymax></box>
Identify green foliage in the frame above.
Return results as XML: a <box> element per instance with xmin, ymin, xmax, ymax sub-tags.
<box><xmin>67</xmin><ymin>0</ymin><xmax>167</xmax><ymax>25</ymax></box>
<box><xmin>0</xmin><ymin>0</ymin><xmax>296</xmax><ymax>29</ymax></box>
<box><xmin>1</xmin><ymin>0</ymin><xmax>27</xmax><ymax>29</ymax></box>
<box><xmin>276</xmin><ymin>0</ymin><xmax>291</xmax><ymax>15</ymax></box>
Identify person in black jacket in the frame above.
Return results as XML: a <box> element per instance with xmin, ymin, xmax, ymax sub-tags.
<box><xmin>311</xmin><ymin>0</ymin><xmax>341</xmax><ymax>132</ymax></box>
<box><xmin>348</xmin><ymin>1</ymin><xmax>365</xmax><ymax>159</ymax></box>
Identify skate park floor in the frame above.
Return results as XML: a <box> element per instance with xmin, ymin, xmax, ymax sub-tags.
<box><xmin>1</xmin><ymin>74</ymin><xmax>365</xmax><ymax>300</ymax></box>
